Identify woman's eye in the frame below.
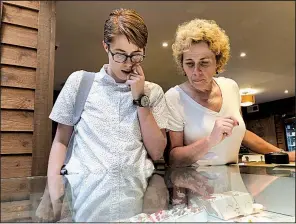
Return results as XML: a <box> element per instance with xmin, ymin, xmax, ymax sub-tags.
<box><xmin>200</xmin><ymin>61</ymin><xmax>210</xmax><ymax>67</ymax></box>
<box><xmin>186</xmin><ymin>63</ymin><xmax>194</xmax><ymax>67</ymax></box>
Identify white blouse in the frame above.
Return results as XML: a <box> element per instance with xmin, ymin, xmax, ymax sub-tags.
<box><xmin>165</xmin><ymin>77</ymin><xmax>246</xmax><ymax>165</ymax></box>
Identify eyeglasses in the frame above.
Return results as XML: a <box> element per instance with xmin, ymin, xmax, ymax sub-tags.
<box><xmin>107</xmin><ymin>44</ymin><xmax>145</xmax><ymax>63</ymax></box>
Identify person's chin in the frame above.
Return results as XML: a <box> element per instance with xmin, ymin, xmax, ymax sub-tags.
<box><xmin>115</xmin><ymin>72</ymin><xmax>129</xmax><ymax>83</ymax></box>
<box><xmin>192</xmin><ymin>82</ymin><xmax>204</xmax><ymax>89</ymax></box>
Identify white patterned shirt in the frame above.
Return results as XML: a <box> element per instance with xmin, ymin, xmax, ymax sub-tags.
<box><xmin>49</xmin><ymin>65</ymin><xmax>168</xmax><ymax>174</ymax></box>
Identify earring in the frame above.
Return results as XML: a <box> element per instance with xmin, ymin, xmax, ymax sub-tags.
<box><xmin>215</xmin><ymin>70</ymin><xmax>220</xmax><ymax>77</ymax></box>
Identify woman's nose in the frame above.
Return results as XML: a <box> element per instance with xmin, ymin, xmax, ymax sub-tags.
<box><xmin>192</xmin><ymin>64</ymin><xmax>202</xmax><ymax>76</ymax></box>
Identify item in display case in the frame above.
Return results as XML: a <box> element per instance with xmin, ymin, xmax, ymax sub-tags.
<box><xmin>233</xmin><ymin>210</ymin><xmax>295</xmax><ymax>222</ymax></box>
<box><xmin>127</xmin><ymin>206</ymin><xmax>208</xmax><ymax>222</ymax></box>
<box><xmin>196</xmin><ymin>191</ymin><xmax>254</xmax><ymax>220</ymax></box>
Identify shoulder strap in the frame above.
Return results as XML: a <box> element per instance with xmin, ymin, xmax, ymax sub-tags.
<box><xmin>62</xmin><ymin>71</ymin><xmax>95</xmax><ymax>170</ymax></box>
<box><xmin>73</xmin><ymin>71</ymin><xmax>95</xmax><ymax>125</ymax></box>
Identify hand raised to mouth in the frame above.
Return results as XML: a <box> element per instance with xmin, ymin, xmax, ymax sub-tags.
<box><xmin>126</xmin><ymin>64</ymin><xmax>145</xmax><ymax>100</ymax></box>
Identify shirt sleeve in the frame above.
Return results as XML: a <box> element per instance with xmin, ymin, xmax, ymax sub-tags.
<box><xmin>165</xmin><ymin>90</ymin><xmax>184</xmax><ymax>132</ymax></box>
<box><xmin>148</xmin><ymin>84</ymin><xmax>168</xmax><ymax>130</ymax></box>
<box><xmin>230</xmin><ymin>79</ymin><xmax>242</xmax><ymax>109</ymax></box>
<box><xmin>49</xmin><ymin>70</ymin><xmax>84</xmax><ymax>126</ymax></box>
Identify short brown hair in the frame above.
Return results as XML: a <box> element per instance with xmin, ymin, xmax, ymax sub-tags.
<box><xmin>172</xmin><ymin>19</ymin><xmax>230</xmax><ymax>74</ymax></box>
<box><xmin>104</xmin><ymin>8</ymin><xmax>148</xmax><ymax>49</ymax></box>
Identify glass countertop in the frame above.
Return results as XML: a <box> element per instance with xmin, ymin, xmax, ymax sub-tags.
<box><xmin>1</xmin><ymin>164</ymin><xmax>295</xmax><ymax>222</ymax></box>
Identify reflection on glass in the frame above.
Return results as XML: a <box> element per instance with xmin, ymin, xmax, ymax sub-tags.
<box><xmin>3</xmin><ymin>165</ymin><xmax>293</xmax><ymax>222</ymax></box>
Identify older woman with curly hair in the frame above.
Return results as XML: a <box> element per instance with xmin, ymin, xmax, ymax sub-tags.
<box><xmin>165</xmin><ymin>19</ymin><xmax>295</xmax><ymax>167</ymax></box>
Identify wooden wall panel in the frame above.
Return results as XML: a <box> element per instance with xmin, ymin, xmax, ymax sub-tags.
<box><xmin>1</xmin><ymin>23</ymin><xmax>38</xmax><ymax>49</ymax></box>
<box><xmin>246</xmin><ymin>115</ymin><xmax>278</xmax><ymax>147</ymax></box>
<box><xmin>1</xmin><ymin>156</ymin><xmax>32</xmax><ymax>178</ymax></box>
<box><xmin>1</xmin><ymin>178</ymin><xmax>30</xmax><ymax>202</ymax></box>
<box><xmin>2</xmin><ymin>1</ymin><xmax>39</xmax><ymax>11</ymax></box>
<box><xmin>2</xmin><ymin>3</ymin><xmax>38</xmax><ymax>29</ymax></box>
<box><xmin>1</xmin><ymin>133</ymin><xmax>33</xmax><ymax>154</ymax></box>
<box><xmin>1</xmin><ymin>110</ymin><xmax>34</xmax><ymax>132</ymax></box>
<box><xmin>1</xmin><ymin>65</ymin><xmax>36</xmax><ymax>89</ymax></box>
<box><xmin>1</xmin><ymin>44</ymin><xmax>37</xmax><ymax>68</ymax></box>
<box><xmin>32</xmin><ymin>1</ymin><xmax>56</xmax><ymax>176</ymax></box>
<box><xmin>0</xmin><ymin>2</ymin><xmax>55</xmax><ymax>222</ymax></box>
<box><xmin>1</xmin><ymin>1</ymin><xmax>55</xmax><ymax>180</ymax></box>
<box><xmin>1</xmin><ymin>200</ymin><xmax>32</xmax><ymax>222</ymax></box>
<box><xmin>1</xmin><ymin>87</ymin><xmax>35</xmax><ymax>110</ymax></box>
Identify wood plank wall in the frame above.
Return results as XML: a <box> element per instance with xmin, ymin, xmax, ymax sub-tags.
<box><xmin>1</xmin><ymin>1</ymin><xmax>56</xmax><ymax>221</ymax></box>
<box><xmin>1</xmin><ymin>1</ymin><xmax>39</xmax><ymax>179</ymax></box>
<box><xmin>1</xmin><ymin>0</ymin><xmax>55</xmax><ymax>177</ymax></box>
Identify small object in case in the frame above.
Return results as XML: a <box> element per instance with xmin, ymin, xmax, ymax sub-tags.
<box><xmin>264</xmin><ymin>152</ymin><xmax>289</xmax><ymax>164</ymax></box>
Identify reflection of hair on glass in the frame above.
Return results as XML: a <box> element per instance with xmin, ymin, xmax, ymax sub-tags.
<box><xmin>172</xmin><ymin>19</ymin><xmax>230</xmax><ymax>74</ymax></box>
<box><xmin>104</xmin><ymin>8</ymin><xmax>148</xmax><ymax>49</ymax></box>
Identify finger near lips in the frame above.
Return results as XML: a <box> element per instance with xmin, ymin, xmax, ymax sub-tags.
<box><xmin>133</xmin><ymin>64</ymin><xmax>144</xmax><ymax>76</ymax></box>
<box><xmin>129</xmin><ymin>75</ymin><xmax>140</xmax><ymax>81</ymax></box>
<box><xmin>125</xmin><ymin>80</ymin><xmax>135</xmax><ymax>85</ymax></box>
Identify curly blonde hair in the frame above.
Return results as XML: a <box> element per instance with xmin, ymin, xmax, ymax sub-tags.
<box><xmin>172</xmin><ymin>19</ymin><xmax>230</xmax><ymax>74</ymax></box>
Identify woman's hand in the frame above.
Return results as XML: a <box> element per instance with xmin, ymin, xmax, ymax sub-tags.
<box><xmin>207</xmin><ymin>116</ymin><xmax>239</xmax><ymax>148</ymax></box>
<box><xmin>170</xmin><ymin>167</ymin><xmax>214</xmax><ymax>197</ymax></box>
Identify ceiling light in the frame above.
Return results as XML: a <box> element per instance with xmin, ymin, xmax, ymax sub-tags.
<box><xmin>284</xmin><ymin>90</ymin><xmax>289</xmax><ymax>94</ymax></box>
<box><xmin>240</xmin><ymin>52</ymin><xmax>246</xmax><ymax>57</ymax></box>
<box><xmin>162</xmin><ymin>42</ymin><xmax>168</xmax><ymax>47</ymax></box>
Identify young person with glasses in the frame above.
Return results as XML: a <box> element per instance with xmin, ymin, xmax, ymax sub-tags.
<box><xmin>47</xmin><ymin>8</ymin><xmax>168</xmax><ymax>176</ymax></box>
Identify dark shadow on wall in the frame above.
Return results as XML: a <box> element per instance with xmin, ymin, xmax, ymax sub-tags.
<box><xmin>52</xmin><ymin>90</ymin><xmax>60</xmax><ymax>141</ymax></box>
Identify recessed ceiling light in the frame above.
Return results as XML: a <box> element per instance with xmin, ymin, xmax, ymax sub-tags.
<box><xmin>284</xmin><ymin>90</ymin><xmax>289</xmax><ymax>94</ymax></box>
<box><xmin>162</xmin><ymin>42</ymin><xmax>168</xmax><ymax>47</ymax></box>
<box><xmin>240</xmin><ymin>52</ymin><xmax>246</xmax><ymax>57</ymax></box>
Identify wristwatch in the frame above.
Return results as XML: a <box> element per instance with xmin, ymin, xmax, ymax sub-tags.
<box><xmin>133</xmin><ymin>95</ymin><xmax>150</xmax><ymax>107</ymax></box>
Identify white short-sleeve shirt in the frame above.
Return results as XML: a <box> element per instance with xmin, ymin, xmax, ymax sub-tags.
<box><xmin>165</xmin><ymin>77</ymin><xmax>246</xmax><ymax>165</ymax></box>
<box><xmin>49</xmin><ymin>65</ymin><xmax>168</xmax><ymax>174</ymax></box>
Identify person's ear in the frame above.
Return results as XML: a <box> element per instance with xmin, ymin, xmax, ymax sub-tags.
<box><xmin>102</xmin><ymin>41</ymin><xmax>108</xmax><ymax>54</ymax></box>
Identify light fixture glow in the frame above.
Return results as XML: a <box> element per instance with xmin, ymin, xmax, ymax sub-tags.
<box><xmin>284</xmin><ymin>90</ymin><xmax>289</xmax><ymax>94</ymax></box>
<box><xmin>239</xmin><ymin>88</ymin><xmax>257</xmax><ymax>95</ymax></box>
<box><xmin>240</xmin><ymin>52</ymin><xmax>246</xmax><ymax>57</ymax></box>
<box><xmin>241</xmin><ymin>94</ymin><xmax>255</xmax><ymax>107</ymax></box>
<box><xmin>162</xmin><ymin>42</ymin><xmax>168</xmax><ymax>47</ymax></box>
<box><xmin>240</xmin><ymin>88</ymin><xmax>256</xmax><ymax>107</ymax></box>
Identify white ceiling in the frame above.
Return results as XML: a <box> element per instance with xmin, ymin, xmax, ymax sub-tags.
<box><xmin>55</xmin><ymin>1</ymin><xmax>295</xmax><ymax>104</ymax></box>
